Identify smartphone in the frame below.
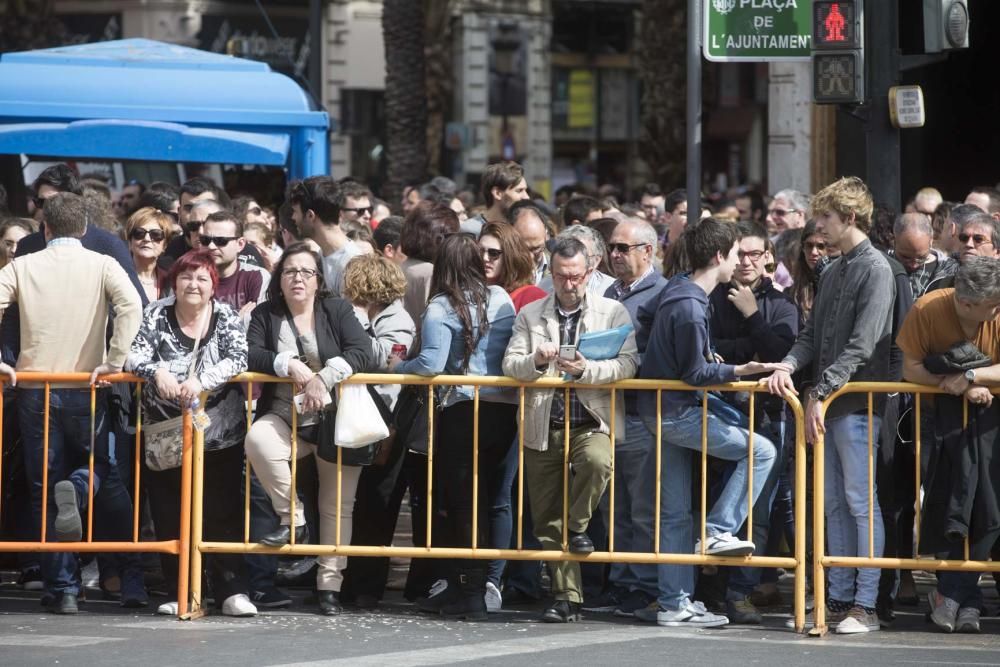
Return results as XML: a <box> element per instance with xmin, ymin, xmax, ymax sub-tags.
<box><xmin>559</xmin><ymin>344</ymin><xmax>577</xmax><ymax>361</ymax></box>
<box><xmin>293</xmin><ymin>391</ymin><xmax>332</xmax><ymax>414</ymax></box>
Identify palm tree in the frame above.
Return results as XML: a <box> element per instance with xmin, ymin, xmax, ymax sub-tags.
<box><xmin>382</xmin><ymin>0</ymin><xmax>429</xmax><ymax>211</ymax></box>
<box><xmin>637</xmin><ymin>0</ymin><xmax>688</xmax><ymax>189</ymax></box>
<box><xmin>0</xmin><ymin>0</ymin><xmax>67</xmax><ymax>53</ymax></box>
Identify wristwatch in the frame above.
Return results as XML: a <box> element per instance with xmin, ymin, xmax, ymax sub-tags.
<box><xmin>965</xmin><ymin>369</ymin><xmax>977</xmax><ymax>383</ymax></box>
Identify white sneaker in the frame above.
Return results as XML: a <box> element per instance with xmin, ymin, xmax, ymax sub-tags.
<box><xmin>835</xmin><ymin>606</ymin><xmax>879</xmax><ymax>634</ymax></box>
<box><xmin>484</xmin><ymin>581</ymin><xmax>502</xmax><ymax>613</ymax></box>
<box><xmin>656</xmin><ymin>599</ymin><xmax>729</xmax><ymax>628</ymax></box>
<box><xmin>956</xmin><ymin>607</ymin><xmax>981</xmax><ymax>634</ymax></box>
<box><xmin>157</xmin><ymin>601</ymin><xmax>179</xmax><ymax>616</ymax></box>
<box><xmin>221</xmin><ymin>593</ymin><xmax>258</xmax><ymax>617</ymax></box>
<box><xmin>694</xmin><ymin>532</ymin><xmax>755</xmax><ymax>556</ymax></box>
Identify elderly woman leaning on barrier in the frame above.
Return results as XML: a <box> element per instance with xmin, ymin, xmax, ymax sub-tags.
<box><xmin>125</xmin><ymin>249</ymin><xmax>252</xmax><ymax>617</ymax></box>
<box><xmin>389</xmin><ymin>233</ymin><xmax>519</xmax><ymax>622</ymax></box>
<box><xmin>338</xmin><ymin>254</ymin><xmax>417</xmax><ymax>608</ymax></box>
<box><xmin>243</xmin><ymin>242</ymin><xmax>374</xmax><ymax>616</ymax></box>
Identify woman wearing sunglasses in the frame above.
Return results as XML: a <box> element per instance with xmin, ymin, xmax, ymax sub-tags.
<box><xmin>479</xmin><ymin>222</ymin><xmax>548</xmax><ymax>314</ymax></box>
<box><xmin>125</xmin><ymin>206</ymin><xmax>174</xmax><ymax>303</ymax></box>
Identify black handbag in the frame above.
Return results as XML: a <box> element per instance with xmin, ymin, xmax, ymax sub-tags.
<box><xmin>391</xmin><ymin>384</ymin><xmax>431</xmax><ymax>454</ymax></box>
<box><xmin>924</xmin><ymin>341</ymin><xmax>994</xmax><ymax>375</ymax></box>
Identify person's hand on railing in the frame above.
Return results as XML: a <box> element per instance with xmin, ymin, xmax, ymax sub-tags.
<box><xmin>938</xmin><ymin>372</ymin><xmax>970</xmax><ymax>396</ymax></box>
<box><xmin>804</xmin><ymin>397</ymin><xmax>826</xmax><ymax>444</ymax></box>
<box><xmin>300</xmin><ymin>375</ymin><xmax>329</xmax><ymax>413</ymax></box>
<box><xmin>965</xmin><ymin>384</ymin><xmax>992</xmax><ymax>407</ymax></box>
<box><xmin>287</xmin><ymin>357</ymin><xmax>314</xmax><ymax>388</ymax></box>
<box><xmin>0</xmin><ymin>361</ymin><xmax>16</xmax><ymax>387</ymax></box>
<box><xmin>89</xmin><ymin>363</ymin><xmax>121</xmax><ymax>387</ymax></box>
<box><xmin>154</xmin><ymin>367</ymin><xmax>181</xmax><ymax>401</ymax></box>
<box><xmin>761</xmin><ymin>363</ymin><xmax>797</xmax><ymax>397</ymax></box>
<box><xmin>178</xmin><ymin>377</ymin><xmax>204</xmax><ymax>406</ymax></box>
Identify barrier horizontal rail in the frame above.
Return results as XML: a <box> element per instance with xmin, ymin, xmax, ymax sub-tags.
<box><xmin>811</xmin><ymin>381</ymin><xmax>1000</xmax><ymax>636</ymax></box>
<box><xmin>0</xmin><ymin>372</ymin><xmax>193</xmax><ymax>617</ymax></box>
<box><xmin>186</xmin><ymin>372</ymin><xmax>807</xmax><ymax>631</ymax></box>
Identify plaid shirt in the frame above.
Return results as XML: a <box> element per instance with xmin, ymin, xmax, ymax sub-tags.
<box><xmin>549</xmin><ymin>307</ymin><xmax>593</xmax><ymax>427</ymax></box>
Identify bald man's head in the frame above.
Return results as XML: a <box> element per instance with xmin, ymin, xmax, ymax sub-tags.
<box><xmin>512</xmin><ymin>208</ymin><xmax>549</xmax><ymax>267</ymax></box>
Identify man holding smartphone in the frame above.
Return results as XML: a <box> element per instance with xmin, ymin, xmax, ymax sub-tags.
<box><xmin>504</xmin><ymin>237</ymin><xmax>639</xmax><ymax>623</ymax></box>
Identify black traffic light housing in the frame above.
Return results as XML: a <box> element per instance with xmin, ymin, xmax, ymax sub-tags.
<box><xmin>812</xmin><ymin>1</ymin><xmax>865</xmax><ymax>104</ymax></box>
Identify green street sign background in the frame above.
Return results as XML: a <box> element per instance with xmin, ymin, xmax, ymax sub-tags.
<box><xmin>703</xmin><ymin>0</ymin><xmax>812</xmax><ymax>62</ymax></box>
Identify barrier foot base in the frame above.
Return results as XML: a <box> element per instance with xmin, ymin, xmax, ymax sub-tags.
<box><xmin>808</xmin><ymin>625</ymin><xmax>828</xmax><ymax>637</ymax></box>
<box><xmin>179</xmin><ymin>608</ymin><xmax>207</xmax><ymax>621</ymax></box>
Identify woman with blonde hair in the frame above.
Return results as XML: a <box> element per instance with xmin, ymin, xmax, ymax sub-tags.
<box><xmin>124</xmin><ymin>207</ymin><xmax>174</xmax><ymax>303</ymax></box>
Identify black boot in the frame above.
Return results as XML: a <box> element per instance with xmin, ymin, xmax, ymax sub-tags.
<box><xmin>441</xmin><ymin>569</ymin><xmax>488</xmax><ymax>621</ymax></box>
<box><xmin>416</xmin><ymin>577</ymin><xmax>459</xmax><ymax>614</ymax></box>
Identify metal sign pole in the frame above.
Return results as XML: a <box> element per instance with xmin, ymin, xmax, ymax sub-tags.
<box><xmin>687</xmin><ymin>0</ymin><xmax>702</xmax><ymax>223</ymax></box>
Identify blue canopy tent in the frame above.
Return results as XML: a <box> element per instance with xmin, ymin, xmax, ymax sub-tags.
<box><xmin>0</xmin><ymin>38</ymin><xmax>329</xmax><ymax>179</ymax></box>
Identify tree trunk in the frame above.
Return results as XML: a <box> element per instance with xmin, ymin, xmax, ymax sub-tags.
<box><xmin>424</xmin><ymin>0</ymin><xmax>454</xmax><ymax>177</ymax></box>
<box><xmin>637</xmin><ymin>0</ymin><xmax>688</xmax><ymax>189</ymax></box>
<box><xmin>382</xmin><ymin>0</ymin><xmax>429</xmax><ymax>211</ymax></box>
<box><xmin>0</xmin><ymin>0</ymin><xmax>66</xmax><ymax>53</ymax></box>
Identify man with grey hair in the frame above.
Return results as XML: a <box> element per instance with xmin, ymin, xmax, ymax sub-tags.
<box><xmin>897</xmin><ymin>256</ymin><xmax>1000</xmax><ymax>634</ymax></box>
<box><xmin>765</xmin><ymin>189</ymin><xmax>809</xmax><ymax>235</ymax></box>
<box><xmin>937</xmin><ymin>203</ymin><xmax>987</xmax><ymax>255</ymax></box>
<box><xmin>579</xmin><ymin>218</ymin><xmax>666</xmax><ymax>616</ymax></box>
<box><xmin>504</xmin><ymin>236</ymin><xmax>638</xmax><ymax>623</ymax></box>
<box><xmin>541</xmin><ymin>224</ymin><xmax>615</xmax><ymax>295</ymax></box>
<box><xmin>890</xmin><ymin>212</ymin><xmax>957</xmax><ymax>298</ymax></box>
<box><xmin>952</xmin><ymin>210</ymin><xmax>1000</xmax><ymax>270</ymax></box>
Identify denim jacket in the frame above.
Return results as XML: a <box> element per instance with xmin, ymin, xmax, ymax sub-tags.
<box><xmin>395</xmin><ymin>285</ymin><xmax>516</xmax><ymax>407</ymax></box>
<box><xmin>783</xmin><ymin>239</ymin><xmax>896</xmax><ymax>418</ymax></box>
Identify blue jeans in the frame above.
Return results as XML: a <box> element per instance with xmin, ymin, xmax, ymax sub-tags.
<box><xmin>19</xmin><ymin>388</ymin><xmax>116</xmax><ymax>594</ymax></box>
<box><xmin>607</xmin><ymin>414</ymin><xmax>658</xmax><ymax>596</ymax></box>
<box><xmin>824</xmin><ymin>413</ymin><xmax>884</xmax><ymax>609</ymax></box>
<box><xmin>728</xmin><ymin>417</ymin><xmax>788</xmax><ymax>598</ymax></box>
<box><xmin>645</xmin><ymin>405</ymin><xmax>776</xmax><ymax>611</ymax></box>
<box><xmin>486</xmin><ymin>436</ymin><xmax>520</xmax><ymax>586</ymax></box>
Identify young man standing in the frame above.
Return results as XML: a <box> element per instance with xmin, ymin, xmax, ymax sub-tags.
<box><xmin>765</xmin><ymin>177</ymin><xmax>896</xmax><ymax>634</ymax></box>
<box><xmin>637</xmin><ymin>217</ymin><xmax>777</xmax><ymax>628</ymax></box>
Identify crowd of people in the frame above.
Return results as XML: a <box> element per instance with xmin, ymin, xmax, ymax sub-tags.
<box><xmin>0</xmin><ymin>161</ymin><xmax>999</xmax><ymax>638</ymax></box>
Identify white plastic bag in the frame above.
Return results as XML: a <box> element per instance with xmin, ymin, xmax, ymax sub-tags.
<box><xmin>334</xmin><ymin>384</ymin><xmax>390</xmax><ymax>448</ymax></box>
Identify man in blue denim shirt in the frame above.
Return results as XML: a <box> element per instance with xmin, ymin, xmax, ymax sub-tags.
<box><xmin>765</xmin><ymin>176</ymin><xmax>896</xmax><ymax>635</ymax></box>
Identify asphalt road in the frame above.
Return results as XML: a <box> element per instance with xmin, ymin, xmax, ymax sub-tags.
<box><xmin>2</xmin><ymin>578</ymin><xmax>1000</xmax><ymax>667</ymax></box>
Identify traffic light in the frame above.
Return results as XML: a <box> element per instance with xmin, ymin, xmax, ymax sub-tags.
<box><xmin>923</xmin><ymin>0</ymin><xmax>969</xmax><ymax>53</ymax></box>
<box><xmin>812</xmin><ymin>1</ymin><xmax>865</xmax><ymax>105</ymax></box>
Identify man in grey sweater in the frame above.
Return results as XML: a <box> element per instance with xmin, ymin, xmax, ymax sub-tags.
<box><xmin>764</xmin><ymin>177</ymin><xmax>896</xmax><ymax>635</ymax></box>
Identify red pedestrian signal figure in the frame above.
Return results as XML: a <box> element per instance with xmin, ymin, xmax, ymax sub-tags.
<box><xmin>824</xmin><ymin>3</ymin><xmax>846</xmax><ymax>43</ymax></box>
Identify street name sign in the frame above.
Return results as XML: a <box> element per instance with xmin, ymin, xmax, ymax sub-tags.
<box><xmin>704</xmin><ymin>0</ymin><xmax>812</xmax><ymax>62</ymax></box>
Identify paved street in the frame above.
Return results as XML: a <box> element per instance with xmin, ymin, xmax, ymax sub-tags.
<box><xmin>2</xmin><ymin>574</ymin><xmax>1000</xmax><ymax>666</ymax></box>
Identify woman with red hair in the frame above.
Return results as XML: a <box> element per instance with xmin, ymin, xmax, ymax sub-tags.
<box><xmin>126</xmin><ymin>249</ymin><xmax>252</xmax><ymax>617</ymax></box>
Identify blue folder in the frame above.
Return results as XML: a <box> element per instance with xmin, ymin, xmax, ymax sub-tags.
<box><xmin>576</xmin><ymin>323</ymin><xmax>633</xmax><ymax>360</ymax></box>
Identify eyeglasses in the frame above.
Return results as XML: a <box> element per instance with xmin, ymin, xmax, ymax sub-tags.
<box><xmin>342</xmin><ymin>206</ymin><xmax>373</xmax><ymax>216</ymax></box>
<box><xmin>803</xmin><ymin>241</ymin><xmax>827</xmax><ymax>252</ymax></box>
<box><xmin>480</xmin><ymin>247</ymin><xmax>503</xmax><ymax>261</ymax></box>
<box><xmin>199</xmin><ymin>235</ymin><xmax>237</xmax><ymax>248</ymax></box>
<box><xmin>737</xmin><ymin>249</ymin><xmax>766</xmax><ymax>262</ymax></box>
<box><xmin>769</xmin><ymin>208</ymin><xmax>798</xmax><ymax>217</ymax></box>
<box><xmin>553</xmin><ymin>272</ymin><xmax>588</xmax><ymax>284</ymax></box>
<box><xmin>130</xmin><ymin>228</ymin><xmax>166</xmax><ymax>242</ymax></box>
<box><xmin>959</xmin><ymin>233</ymin><xmax>993</xmax><ymax>247</ymax></box>
<box><xmin>609</xmin><ymin>242</ymin><xmax>649</xmax><ymax>255</ymax></box>
<box><xmin>281</xmin><ymin>268</ymin><xmax>319</xmax><ymax>280</ymax></box>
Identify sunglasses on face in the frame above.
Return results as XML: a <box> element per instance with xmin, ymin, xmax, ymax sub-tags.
<box><xmin>480</xmin><ymin>247</ymin><xmax>503</xmax><ymax>261</ymax></box>
<box><xmin>609</xmin><ymin>242</ymin><xmax>648</xmax><ymax>255</ymax></box>
<box><xmin>804</xmin><ymin>241</ymin><xmax>827</xmax><ymax>252</ymax></box>
<box><xmin>342</xmin><ymin>206</ymin><xmax>373</xmax><ymax>216</ymax></box>
<box><xmin>130</xmin><ymin>228</ymin><xmax>166</xmax><ymax>242</ymax></box>
<box><xmin>185</xmin><ymin>222</ymin><xmax>203</xmax><ymax>234</ymax></box>
<box><xmin>32</xmin><ymin>196</ymin><xmax>48</xmax><ymax>210</ymax></box>
<box><xmin>769</xmin><ymin>208</ymin><xmax>798</xmax><ymax>217</ymax></box>
<box><xmin>199</xmin><ymin>235</ymin><xmax>237</xmax><ymax>248</ymax></box>
<box><xmin>959</xmin><ymin>233</ymin><xmax>993</xmax><ymax>246</ymax></box>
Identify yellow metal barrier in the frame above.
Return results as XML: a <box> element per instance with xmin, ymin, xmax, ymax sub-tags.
<box><xmin>811</xmin><ymin>381</ymin><xmax>1000</xmax><ymax>636</ymax></box>
<box><xmin>187</xmin><ymin>373</ymin><xmax>808</xmax><ymax>632</ymax></box>
<box><xmin>0</xmin><ymin>373</ymin><xmax>193</xmax><ymax>617</ymax></box>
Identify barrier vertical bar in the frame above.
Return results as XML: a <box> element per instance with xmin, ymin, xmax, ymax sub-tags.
<box><xmin>243</xmin><ymin>381</ymin><xmax>253</xmax><ymax>543</ymax></box>
<box><xmin>654</xmin><ymin>389</ymin><xmax>661</xmax><ymax>554</ymax></box>
<box><xmin>133</xmin><ymin>384</ymin><xmax>142</xmax><ymax>542</ymax></box>
<box><xmin>0</xmin><ymin>389</ymin><xmax>4</xmax><ymax>524</ymax></box>
<box><xmin>177</xmin><ymin>408</ymin><xmax>193</xmax><ymax>617</ymax></box>
<box><xmin>699</xmin><ymin>393</ymin><xmax>708</xmax><ymax>554</ymax></box>
<box><xmin>189</xmin><ymin>407</ymin><xmax>206</xmax><ymax>615</ymax></box>
<box><xmin>472</xmin><ymin>386</ymin><xmax>480</xmax><ymax>549</ymax></box>
<box><xmin>747</xmin><ymin>390</ymin><xmax>755</xmax><ymax>542</ymax></box>
<box><xmin>792</xmin><ymin>396</ymin><xmax>806</xmax><ymax>633</ymax></box>
<box><xmin>426</xmin><ymin>385</ymin><xmax>434</xmax><ymax>548</ymax></box>
<box><xmin>962</xmin><ymin>397</ymin><xmax>970</xmax><ymax>561</ymax></box>
<box><xmin>86</xmin><ymin>384</ymin><xmax>96</xmax><ymax>542</ymax></box>
<box><xmin>867</xmin><ymin>392</ymin><xmax>874</xmax><ymax>559</ymax></box>
<box><xmin>290</xmin><ymin>399</ymin><xmax>298</xmax><ymax>546</ymax></box>
<box><xmin>608</xmin><ymin>387</ymin><xmax>616</xmax><ymax>553</ymax></box>
<box><xmin>336</xmin><ymin>384</ymin><xmax>343</xmax><ymax>547</ymax></box>
<box><xmin>914</xmin><ymin>396</ymin><xmax>921</xmax><ymax>549</ymax></box>
<box><xmin>812</xmin><ymin>404</ymin><xmax>827</xmax><ymax>635</ymax></box>
<box><xmin>41</xmin><ymin>383</ymin><xmax>50</xmax><ymax>543</ymax></box>
<box><xmin>562</xmin><ymin>387</ymin><xmax>570</xmax><ymax>550</ymax></box>
<box><xmin>517</xmin><ymin>387</ymin><xmax>525</xmax><ymax>550</ymax></box>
